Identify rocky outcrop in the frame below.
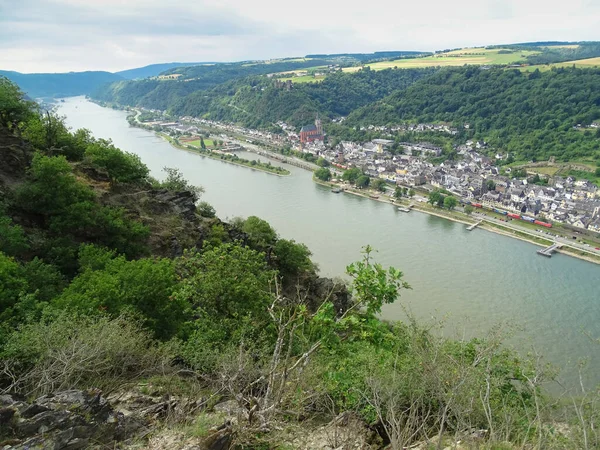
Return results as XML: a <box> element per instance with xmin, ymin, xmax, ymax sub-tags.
<box><xmin>291</xmin><ymin>274</ymin><xmax>351</xmax><ymax>316</ymax></box>
<box><xmin>0</xmin><ymin>389</ymin><xmax>146</xmax><ymax>449</ymax></box>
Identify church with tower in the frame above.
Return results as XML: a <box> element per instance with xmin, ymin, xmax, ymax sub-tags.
<box><xmin>299</xmin><ymin>114</ymin><xmax>324</xmax><ymax>145</ymax></box>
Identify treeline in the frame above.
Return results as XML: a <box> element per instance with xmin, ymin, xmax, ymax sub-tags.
<box><xmin>2</xmin><ymin>78</ymin><xmax>599</xmax><ymax>448</ymax></box>
<box><xmin>96</xmin><ymin>67</ymin><xmax>438</xmax><ymax>129</ymax></box>
<box><xmin>93</xmin><ymin>59</ymin><xmax>330</xmax><ymax>110</ymax></box>
<box><xmin>345</xmin><ymin>66</ymin><xmax>600</xmax><ymax>161</ymax></box>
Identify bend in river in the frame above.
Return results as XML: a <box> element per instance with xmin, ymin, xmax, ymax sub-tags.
<box><xmin>58</xmin><ymin>97</ymin><xmax>600</xmax><ymax>389</ymax></box>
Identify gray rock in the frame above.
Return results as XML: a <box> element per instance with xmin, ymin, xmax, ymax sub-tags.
<box><xmin>0</xmin><ymin>406</ymin><xmax>16</xmax><ymax>424</ymax></box>
<box><xmin>20</xmin><ymin>404</ymin><xmax>49</xmax><ymax>418</ymax></box>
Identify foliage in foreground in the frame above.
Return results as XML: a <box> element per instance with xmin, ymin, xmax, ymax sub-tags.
<box><xmin>2</xmin><ymin>78</ymin><xmax>600</xmax><ymax>449</ymax></box>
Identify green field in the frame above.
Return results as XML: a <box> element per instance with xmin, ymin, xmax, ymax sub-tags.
<box><xmin>184</xmin><ymin>139</ymin><xmax>214</xmax><ymax>147</ymax></box>
<box><xmin>342</xmin><ymin>48</ymin><xmax>539</xmax><ymax>71</ymax></box>
<box><xmin>527</xmin><ymin>166</ymin><xmax>560</xmax><ymax>176</ymax></box>
<box><xmin>523</xmin><ymin>56</ymin><xmax>600</xmax><ymax>72</ymax></box>
<box><xmin>279</xmin><ymin>75</ymin><xmax>325</xmax><ymax>83</ymax></box>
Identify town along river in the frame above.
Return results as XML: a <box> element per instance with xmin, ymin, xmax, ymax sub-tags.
<box><xmin>59</xmin><ymin>97</ymin><xmax>600</xmax><ymax>389</ymax></box>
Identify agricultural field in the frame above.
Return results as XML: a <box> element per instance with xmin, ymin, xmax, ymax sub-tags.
<box><xmin>342</xmin><ymin>48</ymin><xmax>539</xmax><ymax>71</ymax></box>
<box><xmin>279</xmin><ymin>75</ymin><xmax>325</xmax><ymax>83</ymax></box>
<box><xmin>521</xmin><ymin>57</ymin><xmax>600</xmax><ymax>72</ymax></box>
<box><xmin>181</xmin><ymin>138</ymin><xmax>214</xmax><ymax>147</ymax></box>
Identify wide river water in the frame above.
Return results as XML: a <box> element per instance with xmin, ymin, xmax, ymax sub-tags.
<box><xmin>58</xmin><ymin>97</ymin><xmax>599</xmax><ymax>388</ymax></box>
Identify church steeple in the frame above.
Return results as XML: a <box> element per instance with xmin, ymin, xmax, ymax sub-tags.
<box><xmin>315</xmin><ymin>112</ymin><xmax>323</xmax><ymax>136</ymax></box>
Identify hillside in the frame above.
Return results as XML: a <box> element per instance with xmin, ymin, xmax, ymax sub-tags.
<box><xmin>345</xmin><ymin>66</ymin><xmax>600</xmax><ymax>161</ymax></box>
<box><xmin>0</xmin><ymin>70</ymin><xmax>123</xmax><ymax>98</ymax></box>
<box><xmin>168</xmin><ymin>67</ymin><xmax>438</xmax><ymax>128</ymax></box>
<box><xmin>116</xmin><ymin>62</ymin><xmax>211</xmax><ymax>80</ymax></box>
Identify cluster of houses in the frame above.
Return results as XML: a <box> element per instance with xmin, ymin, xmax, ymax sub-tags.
<box><xmin>314</xmin><ymin>139</ymin><xmax>600</xmax><ymax>233</ymax></box>
<box><xmin>135</xmin><ymin>107</ymin><xmax>600</xmax><ymax>233</ymax></box>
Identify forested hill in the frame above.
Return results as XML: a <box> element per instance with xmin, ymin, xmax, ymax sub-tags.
<box><xmin>93</xmin><ymin>59</ymin><xmax>332</xmax><ymax>110</ymax></box>
<box><xmin>0</xmin><ymin>70</ymin><xmax>123</xmax><ymax>98</ymax></box>
<box><xmin>115</xmin><ymin>62</ymin><xmax>211</xmax><ymax>80</ymax></box>
<box><xmin>346</xmin><ymin>66</ymin><xmax>600</xmax><ymax>161</ymax></box>
<box><xmin>169</xmin><ymin>67</ymin><xmax>438</xmax><ymax>128</ymax></box>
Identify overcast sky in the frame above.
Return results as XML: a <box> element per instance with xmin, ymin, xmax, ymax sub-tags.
<box><xmin>1</xmin><ymin>0</ymin><xmax>599</xmax><ymax>73</ymax></box>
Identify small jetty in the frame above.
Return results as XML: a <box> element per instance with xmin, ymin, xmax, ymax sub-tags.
<box><xmin>467</xmin><ymin>220</ymin><xmax>483</xmax><ymax>231</ymax></box>
<box><xmin>537</xmin><ymin>243</ymin><xmax>561</xmax><ymax>257</ymax></box>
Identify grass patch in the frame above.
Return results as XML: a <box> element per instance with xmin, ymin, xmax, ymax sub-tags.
<box><xmin>361</xmin><ymin>48</ymin><xmax>539</xmax><ymax>71</ymax></box>
<box><xmin>279</xmin><ymin>75</ymin><xmax>325</xmax><ymax>83</ymax></box>
<box><xmin>528</xmin><ymin>166</ymin><xmax>560</xmax><ymax>176</ymax></box>
<box><xmin>522</xmin><ymin>56</ymin><xmax>600</xmax><ymax>72</ymax></box>
<box><xmin>183</xmin><ymin>138</ymin><xmax>214</xmax><ymax>148</ymax></box>
<box><xmin>188</xmin><ymin>412</ymin><xmax>227</xmax><ymax>438</ymax></box>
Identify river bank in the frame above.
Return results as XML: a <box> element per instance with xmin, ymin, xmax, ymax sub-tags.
<box><xmin>156</xmin><ymin>133</ymin><xmax>290</xmax><ymax>176</ymax></box>
<box><xmin>313</xmin><ymin>177</ymin><xmax>600</xmax><ymax>265</ymax></box>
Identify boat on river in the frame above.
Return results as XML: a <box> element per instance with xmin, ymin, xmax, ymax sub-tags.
<box><xmin>331</xmin><ymin>187</ymin><xmax>343</xmax><ymax>193</ymax></box>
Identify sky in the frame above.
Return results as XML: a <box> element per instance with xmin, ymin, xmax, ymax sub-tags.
<box><xmin>1</xmin><ymin>0</ymin><xmax>599</xmax><ymax>73</ymax></box>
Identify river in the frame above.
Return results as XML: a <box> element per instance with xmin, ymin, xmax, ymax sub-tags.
<box><xmin>57</xmin><ymin>97</ymin><xmax>600</xmax><ymax>389</ymax></box>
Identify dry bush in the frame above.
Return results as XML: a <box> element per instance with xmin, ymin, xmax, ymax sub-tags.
<box><xmin>1</xmin><ymin>313</ymin><xmax>175</xmax><ymax>396</ymax></box>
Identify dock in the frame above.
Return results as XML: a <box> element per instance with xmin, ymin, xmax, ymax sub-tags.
<box><xmin>467</xmin><ymin>220</ymin><xmax>482</xmax><ymax>231</ymax></box>
<box><xmin>537</xmin><ymin>243</ymin><xmax>561</xmax><ymax>257</ymax></box>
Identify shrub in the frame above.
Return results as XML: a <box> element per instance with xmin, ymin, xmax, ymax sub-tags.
<box><xmin>0</xmin><ymin>252</ymin><xmax>27</xmax><ymax>313</ymax></box>
<box><xmin>84</xmin><ymin>141</ymin><xmax>149</xmax><ymax>183</ymax></box>
<box><xmin>0</xmin><ymin>314</ymin><xmax>175</xmax><ymax>396</ymax></box>
<box><xmin>241</xmin><ymin>216</ymin><xmax>277</xmax><ymax>250</ymax></box>
<box><xmin>55</xmin><ymin>255</ymin><xmax>185</xmax><ymax>339</ymax></box>
<box><xmin>0</xmin><ymin>210</ymin><xmax>28</xmax><ymax>256</ymax></box>
<box><xmin>156</xmin><ymin>167</ymin><xmax>204</xmax><ymax>201</ymax></box>
<box><xmin>198</xmin><ymin>201</ymin><xmax>216</xmax><ymax>218</ymax></box>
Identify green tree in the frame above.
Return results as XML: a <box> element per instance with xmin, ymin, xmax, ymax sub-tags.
<box><xmin>0</xmin><ymin>77</ymin><xmax>36</xmax><ymax>130</ymax></box>
<box><xmin>314</xmin><ymin>167</ymin><xmax>332</xmax><ymax>181</ymax></box>
<box><xmin>158</xmin><ymin>167</ymin><xmax>204</xmax><ymax>201</ymax></box>
<box><xmin>242</xmin><ymin>216</ymin><xmax>277</xmax><ymax>250</ymax></box>
<box><xmin>428</xmin><ymin>190</ymin><xmax>441</xmax><ymax>206</ymax></box>
<box><xmin>55</xmin><ymin>255</ymin><xmax>184</xmax><ymax>339</ymax></box>
<box><xmin>346</xmin><ymin>246</ymin><xmax>410</xmax><ymax>316</ymax></box>
<box><xmin>407</xmin><ymin>189</ymin><xmax>415</xmax><ymax>197</ymax></box>
<box><xmin>0</xmin><ymin>210</ymin><xmax>28</xmax><ymax>256</ymax></box>
<box><xmin>464</xmin><ymin>205</ymin><xmax>474</xmax><ymax>215</ymax></box>
<box><xmin>595</xmin><ymin>167</ymin><xmax>600</xmax><ymax>177</ymax></box>
<box><xmin>198</xmin><ymin>201</ymin><xmax>216</xmax><ymax>218</ymax></box>
<box><xmin>444</xmin><ymin>196</ymin><xmax>458</xmax><ymax>210</ymax></box>
<box><xmin>0</xmin><ymin>252</ymin><xmax>27</xmax><ymax>314</ymax></box>
<box><xmin>84</xmin><ymin>141</ymin><xmax>149</xmax><ymax>183</ymax></box>
<box><xmin>394</xmin><ymin>187</ymin><xmax>403</xmax><ymax>199</ymax></box>
<box><xmin>342</xmin><ymin>167</ymin><xmax>362</xmax><ymax>184</ymax></box>
<box><xmin>372</xmin><ymin>178</ymin><xmax>387</xmax><ymax>192</ymax></box>
<box><xmin>175</xmin><ymin>244</ymin><xmax>274</xmax><ymax>321</ymax></box>
<box><xmin>200</xmin><ymin>137</ymin><xmax>206</xmax><ymax>149</ymax></box>
<box><xmin>356</xmin><ymin>175</ymin><xmax>370</xmax><ymax>189</ymax></box>
<box><xmin>273</xmin><ymin>239</ymin><xmax>315</xmax><ymax>280</ymax></box>
<box><xmin>437</xmin><ymin>194</ymin><xmax>446</xmax><ymax>207</ymax></box>
<box><xmin>316</xmin><ymin>157</ymin><xmax>330</xmax><ymax>167</ymax></box>
<box><xmin>486</xmin><ymin>180</ymin><xmax>496</xmax><ymax>191</ymax></box>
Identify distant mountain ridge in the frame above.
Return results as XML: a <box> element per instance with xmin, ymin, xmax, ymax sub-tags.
<box><xmin>116</xmin><ymin>62</ymin><xmax>213</xmax><ymax>80</ymax></box>
<box><xmin>0</xmin><ymin>70</ymin><xmax>123</xmax><ymax>98</ymax></box>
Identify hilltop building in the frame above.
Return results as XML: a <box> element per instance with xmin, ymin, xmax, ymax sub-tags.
<box><xmin>300</xmin><ymin>114</ymin><xmax>324</xmax><ymax>145</ymax></box>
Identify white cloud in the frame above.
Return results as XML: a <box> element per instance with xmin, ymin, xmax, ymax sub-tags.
<box><xmin>0</xmin><ymin>0</ymin><xmax>598</xmax><ymax>72</ymax></box>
